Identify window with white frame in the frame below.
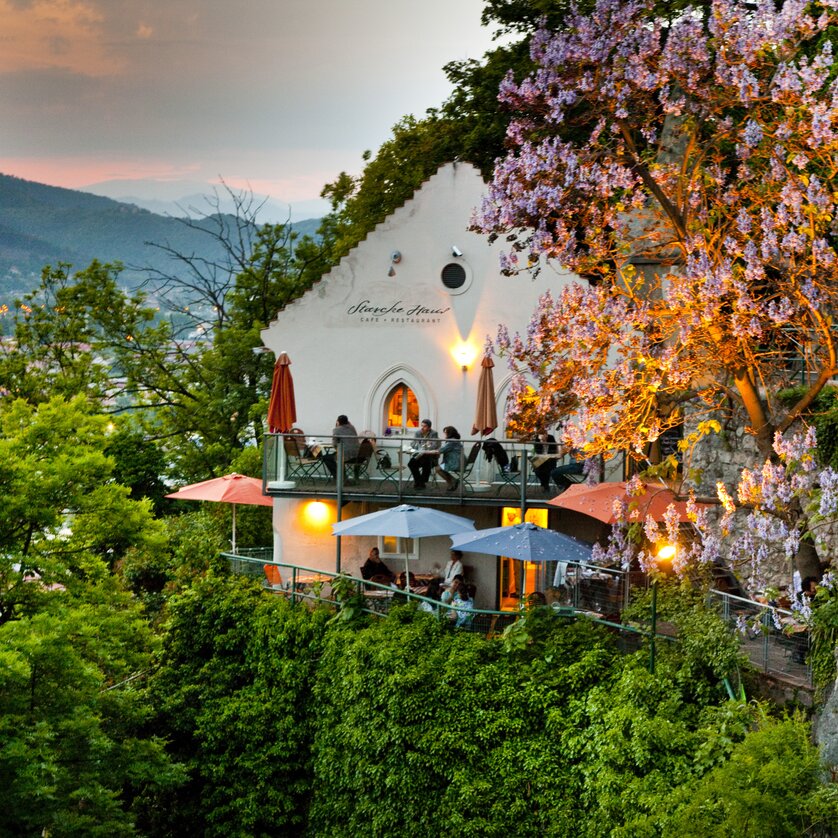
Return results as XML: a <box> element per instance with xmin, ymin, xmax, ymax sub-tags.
<box><xmin>383</xmin><ymin>382</ymin><xmax>420</xmax><ymax>433</ymax></box>
<box><xmin>378</xmin><ymin>535</ymin><xmax>418</xmax><ymax>561</ymax></box>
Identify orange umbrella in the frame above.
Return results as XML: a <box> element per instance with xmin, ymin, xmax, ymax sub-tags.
<box><xmin>472</xmin><ymin>354</ymin><xmax>498</xmax><ymax>436</ymax></box>
<box><xmin>548</xmin><ymin>481</ymin><xmax>705</xmax><ymax>524</ymax></box>
<box><xmin>166</xmin><ymin>472</ymin><xmax>272</xmax><ymax>553</ymax></box>
<box><xmin>267</xmin><ymin>351</ymin><xmax>297</xmax><ymax>434</ymax></box>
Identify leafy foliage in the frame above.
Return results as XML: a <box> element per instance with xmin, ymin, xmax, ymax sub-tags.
<box><xmin>140</xmin><ymin>575</ymin><xmax>331</xmax><ymax>837</ymax></box>
<box><xmin>476</xmin><ymin>0</ymin><xmax>838</xmax><ymax>461</ymax></box>
<box><xmin>0</xmin><ymin>589</ymin><xmax>183</xmax><ymax>836</ymax></box>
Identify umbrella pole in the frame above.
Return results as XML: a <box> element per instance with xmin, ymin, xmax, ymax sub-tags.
<box><xmin>232</xmin><ymin>504</ymin><xmax>237</xmax><ymax>555</ymax></box>
<box><xmin>335</xmin><ymin>445</ymin><xmax>344</xmax><ymax>574</ymax></box>
<box><xmin>278</xmin><ymin>438</ymin><xmax>288</xmax><ymax>483</ymax></box>
<box><xmin>520</xmin><ymin>455</ymin><xmax>528</xmax><ymax>520</ymax></box>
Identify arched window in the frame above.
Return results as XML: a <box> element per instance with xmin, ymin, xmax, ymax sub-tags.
<box><xmin>384</xmin><ymin>383</ymin><xmax>419</xmax><ymax>432</ymax></box>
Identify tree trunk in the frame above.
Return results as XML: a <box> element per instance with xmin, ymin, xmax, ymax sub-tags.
<box><xmin>796</xmin><ymin>541</ymin><xmax>823</xmax><ymax>582</ymax></box>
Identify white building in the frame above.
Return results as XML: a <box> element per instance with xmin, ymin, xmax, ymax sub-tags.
<box><xmin>260</xmin><ymin>162</ymin><xmax>606</xmax><ymax>608</ymax></box>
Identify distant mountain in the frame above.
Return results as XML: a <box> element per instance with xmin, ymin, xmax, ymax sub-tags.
<box><xmin>81</xmin><ymin>178</ymin><xmax>330</xmax><ymax>224</ymax></box>
<box><xmin>0</xmin><ymin>174</ymin><xmax>322</xmax><ymax>298</ymax></box>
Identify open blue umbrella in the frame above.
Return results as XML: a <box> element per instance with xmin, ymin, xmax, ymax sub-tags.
<box><xmin>333</xmin><ymin>504</ymin><xmax>476</xmax><ymax>582</ymax></box>
<box><xmin>451</xmin><ymin>521</ymin><xmax>593</xmax><ymax>594</ymax></box>
<box><xmin>450</xmin><ymin>521</ymin><xmax>592</xmax><ymax>563</ymax></box>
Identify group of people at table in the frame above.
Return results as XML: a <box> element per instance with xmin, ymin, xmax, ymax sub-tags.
<box><xmin>320</xmin><ymin>415</ymin><xmax>584</xmax><ymax>494</ymax></box>
<box><xmin>360</xmin><ymin>547</ymin><xmax>477</xmax><ymax>627</ymax></box>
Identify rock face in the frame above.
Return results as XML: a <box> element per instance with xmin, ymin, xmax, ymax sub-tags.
<box><xmin>816</xmin><ymin>665</ymin><xmax>838</xmax><ymax>775</ymax></box>
<box><xmin>683</xmin><ymin>410</ymin><xmax>833</xmax><ymax>594</ymax></box>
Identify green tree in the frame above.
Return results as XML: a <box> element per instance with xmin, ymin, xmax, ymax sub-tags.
<box><xmin>0</xmin><ymin>395</ymin><xmax>166</xmax><ymax>623</ymax></box>
<box><xmin>665</xmin><ymin>715</ymin><xmax>835</xmax><ymax>837</ymax></box>
<box><xmin>0</xmin><ymin>590</ymin><xmax>184</xmax><ymax>836</ymax></box>
<box><xmin>140</xmin><ymin>574</ymin><xmax>331</xmax><ymax>837</ymax></box>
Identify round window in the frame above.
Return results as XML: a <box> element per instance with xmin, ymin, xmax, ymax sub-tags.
<box><xmin>441</xmin><ymin>262</ymin><xmax>468</xmax><ymax>292</ymax></box>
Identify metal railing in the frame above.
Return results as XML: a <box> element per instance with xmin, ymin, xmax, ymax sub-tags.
<box><xmin>708</xmin><ymin>589</ymin><xmax>812</xmax><ymax>686</ymax></box>
<box><xmin>226</xmin><ymin>552</ymin><xmax>813</xmax><ymax>686</ymax></box>
<box><xmin>262</xmin><ymin>432</ymin><xmax>571</xmax><ymax>506</ymax></box>
<box><xmin>224</xmin><ymin>552</ymin><xmax>639</xmax><ymax>635</ymax></box>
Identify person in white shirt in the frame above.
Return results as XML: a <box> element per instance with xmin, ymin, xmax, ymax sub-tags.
<box><xmin>441</xmin><ymin>550</ymin><xmax>464</xmax><ymax>589</ymax></box>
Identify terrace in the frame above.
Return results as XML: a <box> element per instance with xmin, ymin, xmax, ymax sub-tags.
<box><xmin>261</xmin><ymin>432</ymin><xmax>597</xmax><ymax>509</ymax></box>
<box><xmin>227</xmin><ymin>552</ymin><xmax>814</xmax><ymax>693</ymax></box>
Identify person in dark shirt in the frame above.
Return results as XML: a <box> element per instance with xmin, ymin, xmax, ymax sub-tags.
<box><xmin>532</xmin><ymin>430</ymin><xmax>559</xmax><ymax>494</ymax></box>
<box><xmin>323</xmin><ymin>414</ymin><xmax>360</xmax><ymax>479</ymax></box>
<box><xmin>360</xmin><ymin>547</ymin><xmax>394</xmax><ymax>586</ymax></box>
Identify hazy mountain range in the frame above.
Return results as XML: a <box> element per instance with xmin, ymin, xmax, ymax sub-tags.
<box><xmin>0</xmin><ymin>173</ymin><xmax>322</xmax><ymax>298</ymax></box>
<box><xmin>82</xmin><ymin>178</ymin><xmax>330</xmax><ymax>225</ymax></box>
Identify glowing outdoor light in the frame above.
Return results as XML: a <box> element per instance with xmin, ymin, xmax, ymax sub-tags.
<box><xmin>303</xmin><ymin>500</ymin><xmax>331</xmax><ymax>528</ymax></box>
<box><xmin>650</xmin><ymin>542</ymin><xmax>676</xmax><ymax>674</ymax></box>
<box><xmin>451</xmin><ymin>342</ymin><xmax>477</xmax><ymax>372</ymax></box>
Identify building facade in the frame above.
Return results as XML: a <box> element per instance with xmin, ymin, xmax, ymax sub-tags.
<box><xmin>260</xmin><ymin>162</ymin><xmax>607</xmax><ymax>606</ymax></box>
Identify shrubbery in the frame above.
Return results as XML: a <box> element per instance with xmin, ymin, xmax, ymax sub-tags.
<box><xmin>137</xmin><ymin>582</ymin><xmax>838</xmax><ymax>837</ymax></box>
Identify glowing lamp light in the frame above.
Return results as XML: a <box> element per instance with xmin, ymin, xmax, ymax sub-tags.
<box><xmin>303</xmin><ymin>500</ymin><xmax>331</xmax><ymax>528</ymax></box>
<box><xmin>649</xmin><ymin>542</ymin><xmax>676</xmax><ymax>675</ymax></box>
<box><xmin>452</xmin><ymin>342</ymin><xmax>477</xmax><ymax>372</ymax></box>
<box><xmin>656</xmin><ymin>543</ymin><xmax>676</xmax><ymax>562</ymax></box>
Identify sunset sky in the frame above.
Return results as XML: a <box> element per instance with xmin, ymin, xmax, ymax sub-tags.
<box><xmin>0</xmin><ymin>0</ymin><xmax>502</xmax><ymax>211</ymax></box>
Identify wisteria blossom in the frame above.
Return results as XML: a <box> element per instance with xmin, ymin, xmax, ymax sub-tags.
<box><xmin>474</xmin><ymin>0</ymin><xmax>838</xmax><ymax>462</ymax></box>
<box><xmin>594</xmin><ymin>428</ymin><xmax>837</xmax><ymax>606</ymax></box>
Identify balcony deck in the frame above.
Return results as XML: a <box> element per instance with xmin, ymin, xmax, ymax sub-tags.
<box><xmin>262</xmin><ymin>432</ymin><xmax>562</xmax><ymax>508</ymax></box>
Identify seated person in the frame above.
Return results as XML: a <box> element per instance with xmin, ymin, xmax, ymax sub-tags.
<box><xmin>532</xmin><ymin>429</ymin><xmax>559</xmax><ymax>494</ymax></box>
<box><xmin>441</xmin><ymin>549</ymin><xmax>464</xmax><ymax>590</ymax></box>
<box><xmin>435</xmin><ymin>426</ymin><xmax>463</xmax><ymax>491</ymax></box>
<box><xmin>452</xmin><ymin>583</ymin><xmax>476</xmax><ymax>628</ymax></box>
<box><xmin>360</xmin><ymin>547</ymin><xmax>394</xmax><ymax>586</ymax></box>
<box><xmin>322</xmin><ymin>415</ymin><xmax>360</xmax><ymax>479</ymax></box>
<box><xmin>419</xmin><ymin>576</ymin><xmax>443</xmax><ymax>614</ymax></box>
<box><xmin>440</xmin><ymin>573</ymin><xmax>464</xmax><ymax>606</ymax></box>
<box><xmin>526</xmin><ymin>590</ymin><xmax>547</xmax><ymax>608</ymax></box>
<box><xmin>391</xmin><ymin>571</ymin><xmax>418</xmax><ymax>604</ymax></box>
<box><xmin>407</xmin><ymin>419</ymin><xmax>440</xmax><ymax>489</ymax></box>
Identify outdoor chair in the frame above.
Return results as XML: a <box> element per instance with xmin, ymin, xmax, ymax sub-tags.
<box><xmin>347</xmin><ymin>436</ymin><xmax>375</xmax><ymax>482</ymax></box>
<box><xmin>263</xmin><ymin>564</ymin><xmax>284</xmax><ymax>589</ymax></box>
<box><xmin>458</xmin><ymin>442</ymin><xmax>482</xmax><ymax>493</ymax></box>
<box><xmin>375</xmin><ymin>447</ymin><xmax>401</xmax><ymax>492</ymax></box>
<box><xmin>283</xmin><ymin>428</ymin><xmax>325</xmax><ymax>482</ymax></box>
<box><xmin>493</xmin><ymin>457</ymin><xmax>523</xmax><ymax>496</ymax></box>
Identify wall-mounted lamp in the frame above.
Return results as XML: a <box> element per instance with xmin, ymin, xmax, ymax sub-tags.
<box><xmin>303</xmin><ymin>500</ymin><xmax>331</xmax><ymax>529</ymax></box>
<box><xmin>452</xmin><ymin>245</ymin><xmax>463</xmax><ymax>258</ymax></box>
<box><xmin>452</xmin><ymin>342</ymin><xmax>477</xmax><ymax>372</ymax></box>
<box><xmin>391</xmin><ymin>250</ymin><xmax>402</xmax><ymax>263</ymax></box>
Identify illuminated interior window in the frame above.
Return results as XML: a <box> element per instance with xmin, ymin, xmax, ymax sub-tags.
<box><xmin>379</xmin><ymin>535</ymin><xmax>417</xmax><ymax>560</ymax></box>
<box><xmin>384</xmin><ymin>383</ymin><xmax>419</xmax><ymax>431</ymax></box>
<box><xmin>498</xmin><ymin>507</ymin><xmax>550</xmax><ymax>612</ymax></box>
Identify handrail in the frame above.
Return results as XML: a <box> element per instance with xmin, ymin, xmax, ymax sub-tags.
<box><xmin>224</xmin><ymin>552</ymin><xmax>654</xmax><ymax>636</ymax></box>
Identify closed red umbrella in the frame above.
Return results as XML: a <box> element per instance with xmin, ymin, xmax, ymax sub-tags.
<box><xmin>267</xmin><ymin>351</ymin><xmax>297</xmax><ymax>434</ymax></box>
<box><xmin>166</xmin><ymin>472</ymin><xmax>272</xmax><ymax>553</ymax></box>
<box><xmin>472</xmin><ymin>354</ymin><xmax>498</xmax><ymax>436</ymax></box>
<box><xmin>548</xmin><ymin>481</ymin><xmax>705</xmax><ymax>524</ymax></box>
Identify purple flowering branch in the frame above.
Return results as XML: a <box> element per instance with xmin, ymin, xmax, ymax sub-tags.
<box><xmin>476</xmin><ymin>0</ymin><xmax>838</xmax><ymax>462</ymax></box>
